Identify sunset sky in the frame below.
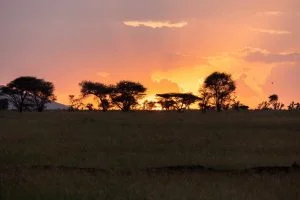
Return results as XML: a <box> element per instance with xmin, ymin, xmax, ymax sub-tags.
<box><xmin>1</xmin><ymin>0</ymin><xmax>300</xmax><ymax>107</ymax></box>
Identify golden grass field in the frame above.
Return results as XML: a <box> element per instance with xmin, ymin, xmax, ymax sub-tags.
<box><xmin>1</xmin><ymin>111</ymin><xmax>300</xmax><ymax>199</ymax></box>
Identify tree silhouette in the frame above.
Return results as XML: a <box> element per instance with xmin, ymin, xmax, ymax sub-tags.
<box><xmin>1</xmin><ymin>76</ymin><xmax>55</xmax><ymax>112</ymax></box>
<box><xmin>198</xmin><ymin>87</ymin><xmax>212</xmax><ymax>112</ymax></box>
<box><xmin>257</xmin><ymin>101</ymin><xmax>270</xmax><ymax>110</ymax></box>
<box><xmin>156</xmin><ymin>93</ymin><xmax>200</xmax><ymax>112</ymax></box>
<box><xmin>31</xmin><ymin>79</ymin><xmax>56</xmax><ymax>112</ymax></box>
<box><xmin>288</xmin><ymin>101</ymin><xmax>300</xmax><ymax>111</ymax></box>
<box><xmin>146</xmin><ymin>101</ymin><xmax>156</xmax><ymax>110</ymax></box>
<box><xmin>79</xmin><ymin>81</ymin><xmax>113</xmax><ymax>112</ymax></box>
<box><xmin>231</xmin><ymin>100</ymin><xmax>249</xmax><ymax>111</ymax></box>
<box><xmin>257</xmin><ymin>94</ymin><xmax>284</xmax><ymax>110</ymax></box>
<box><xmin>229</xmin><ymin>94</ymin><xmax>249</xmax><ymax>111</ymax></box>
<box><xmin>0</xmin><ymin>99</ymin><xmax>9</xmax><ymax>111</ymax></box>
<box><xmin>142</xmin><ymin>100</ymin><xmax>157</xmax><ymax>111</ymax></box>
<box><xmin>1</xmin><ymin>77</ymin><xmax>34</xmax><ymax>112</ymax></box>
<box><xmin>110</xmin><ymin>81</ymin><xmax>146</xmax><ymax>112</ymax></box>
<box><xmin>68</xmin><ymin>95</ymin><xmax>84</xmax><ymax>111</ymax></box>
<box><xmin>268</xmin><ymin>94</ymin><xmax>284</xmax><ymax>110</ymax></box>
<box><xmin>269</xmin><ymin>94</ymin><xmax>278</xmax><ymax>102</ymax></box>
<box><xmin>157</xmin><ymin>99</ymin><xmax>176</xmax><ymax>110</ymax></box>
<box><xmin>203</xmin><ymin>72</ymin><xmax>236</xmax><ymax>112</ymax></box>
<box><xmin>86</xmin><ymin>103</ymin><xmax>94</xmax><ymax>111</ymax></box>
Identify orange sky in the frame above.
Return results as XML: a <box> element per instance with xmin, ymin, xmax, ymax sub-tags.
<box><xmin>1</xmin><ymin>0</ymin><xmax>300</xmax><ymax>108</ymax></box>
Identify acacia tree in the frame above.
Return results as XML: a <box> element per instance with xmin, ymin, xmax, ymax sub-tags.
<box><xmin>156</xmin><ymin>93</ymin><xmax>200</xmax><ymax>112</ymax></box>
<box><xmin>110</xmin><ymin>81</ymin><xmax>146</xmax><ymax>112</ymax></box>
<box><xmin>79</xmin><ymin>81</ymin><xmax>113</xmax><ymax>112</ymax></box>
<box><xmin>1</xmin><ymin>76</ymin><xmax>56</xmax><ymax>112</ymax></box>
<box><xmin>203</xmin><ymin>72</ymin><xmax>236</xmax><ymax>112</ymax></box>
<box><xmin>1</xmin><ymin>77</ymin><xmax>35</xmax><ymax>112</ymax></box>
<box><xmin>31</xmin><ymin>80</ymin><xmax>56</xmax><ymax>112</ymax></box>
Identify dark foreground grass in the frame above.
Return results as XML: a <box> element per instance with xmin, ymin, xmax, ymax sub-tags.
<box><xmin>1</xmin><ymin>169</ymin><xmax>300</xmax><ymax>200</ymax></box>
<box><xmin>0</xmin><ymin>111</ymin><xmax>300</xmax><ymax>199</ymax></box>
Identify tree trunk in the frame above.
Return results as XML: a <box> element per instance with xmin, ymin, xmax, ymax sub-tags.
<box><xmin>18</xmin><ymin>106</ymin><xmax>23</xmax><ymax>113</ymax></box>
<box><xmin>216</xmin><ymin>103</ymin><xmax>222</xmax><ymax>112</ymax></box>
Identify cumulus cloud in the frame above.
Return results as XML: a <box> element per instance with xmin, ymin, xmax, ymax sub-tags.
<box><xmin>149</xmin><ymin>79</ymin><xmax>181</xmax><ymax>94</ymax></box>
<box><xmin>123</xmin><ymin>20</ymin><xmax>188</xmax><ymax>28</ymax></box>
<box><xmin>262</xmin><ymin>64</ymin><xmax>300</xmax><ymax>102</ymax></box>
<box><xmin>241</xmin><ymin>47</ymin><xmax>300</xmax><ymax>63</ymax></box>
<box><xmin>235</xmin><ymin>74</ymin><xmax>258</xmax><ymax>98</ymax></box>
<box><xmin>249</xmin><ymin>28</ymin><xmax>291</xmax><ymax>35</ymax></box>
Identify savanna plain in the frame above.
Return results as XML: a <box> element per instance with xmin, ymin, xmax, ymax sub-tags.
<box><xmin>1</xmin><ymin>111</ymin><xmax>300</xmax><ymax>200</ymax></box>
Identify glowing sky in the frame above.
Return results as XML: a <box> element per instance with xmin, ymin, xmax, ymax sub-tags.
<box><xmin>1</xmin><ymin>0</ymin><xmax>300</xmax><ymax>107</ymax></box>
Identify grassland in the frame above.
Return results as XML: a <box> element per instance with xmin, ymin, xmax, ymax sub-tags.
<box><xmin>0</xmin><ymin>111</ymin><xmax>300</xmax><ymax>199</ymax></box>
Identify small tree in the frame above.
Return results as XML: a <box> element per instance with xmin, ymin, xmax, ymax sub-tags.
<box><xmin>229</xmin><ymin>94</ymin><xmax>249</xmax><ymax>111</ymax></box>
<box><xmin>79</xmin><ymin>81</ymin><xmax>113</xmax><ymax>112</ymax></box>
<box><xmin>231</xmin><ymin>101</ymin><xmax>249</xmax><ymax>111</ymax></box>
<box><xmin>68</xmin><ymin>95</ymin><xmax>84</xmax><ymax>111</ymax></box>
<box><xmin>257</xmin><ymin>94</ymin><xmax>284</xmax><ymax>110</ymax></box>
<box><xmin>257</xmin><ymin>101</ymin><xmax>270</xmax><ymax>110</ymax></box>
<box><xmin>288</xmin><ymin>101</ymin><xmax>300</xmax><ymax>111</ymax></box>
<box><xmin>86</xmin><ymin>103</ymin><xmax>94</xmax><ymax>111</ymax></box>
<box><xmin>198</xmin><ymin>87</ymin><xmax>212</xmax><ymax>112</ymax></box>
<box><xmin>156</xmin><ymin>93</ymin><xmax>200</xmax><ymax>112</ymax></box>
<box><xmin>157</xmin><ymin>99</ymin><xmax>176</xmax><ymax>110</ymax></box>
<box><xmin>142</xmin><ymin>100</ymin><xmax>157</xmax><ymax>111</ymax></box>
<box><xmin>146</xmin><ymin>101</ymin><xmax>156</xmax><ymax>110</ymax></box>
<box><xmin>203</xmin><ymin>72</ymin><xmax>236</xmax><ymax>112</ymax></box>
<box><xmin>110</xmin><ymin>81</ymin><xmax>146</xmax><ymax>112</ymax></box>
<box><xmin>268</xmin><ymin>94</ymin><xmax>284</xmax><ymax>110</ymax></box>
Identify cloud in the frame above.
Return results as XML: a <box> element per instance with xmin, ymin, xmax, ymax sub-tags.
<box><xmin>262</xmin><ymin>64</ymin><xmax>300</xmax><ymax>102</ymax></box>
<box><xmin>249</xmin><ymin>28</ymin><xmax>291</xmax><ymax>35</ymax></box>
<box><xmin>123</xmin><ymin>20</ymin><xmax>188</xmax><ymax>28</ymax></box>
<box><xmin>256</xmin><ymin>11</ymin><xmax>283</xmax><ymax>16</ymax></box>
<box><xmin>149</xmin><ymin>79</ymin><xmax>181</xmax><ymax>94</ymax></box>
<box><xmin>235</xmin><ymin>74</ymin><xmax>258</xmax><ymax>98</ymax></box>
<box><xmin>96</xmin><ymin>72</ymin><xmax>110</xmax><ymax>78</ymax></box>
<box><xmin>241</xmin><ymin>47</ymin><xmax>300</xmax><ymax>63</ymax></box>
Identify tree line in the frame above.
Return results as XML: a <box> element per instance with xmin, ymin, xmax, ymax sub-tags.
<box><xmin>0</xmin><ymin>72</ymin><xmax>299</xmax><ymax>112</ymax></box>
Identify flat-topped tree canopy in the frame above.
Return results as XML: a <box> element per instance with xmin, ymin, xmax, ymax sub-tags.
<box><xmin>111</xmin><ymin>81</ymin><xmax>147</xmax><ymax>112</ymax></box>
<box><xmin>1</xmin><ymin>76</ymin><xmax>56</xmax><ymax>112</ymax></box>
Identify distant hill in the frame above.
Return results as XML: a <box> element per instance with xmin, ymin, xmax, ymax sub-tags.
<box><xmin>3</xmin><ymin>99</ymin><xmax>69</xmax><ymax>110</ymax></box>
<box><xmin>45</xmin><ymin>102</ymin><xmax>69</xmax><ymax>110</ymax></box>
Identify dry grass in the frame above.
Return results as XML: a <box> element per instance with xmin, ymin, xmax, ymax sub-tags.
<box><xmin>1</xmin><ymin>111</ymin><xmax>300</xmax><ymax>199</ymax></box>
